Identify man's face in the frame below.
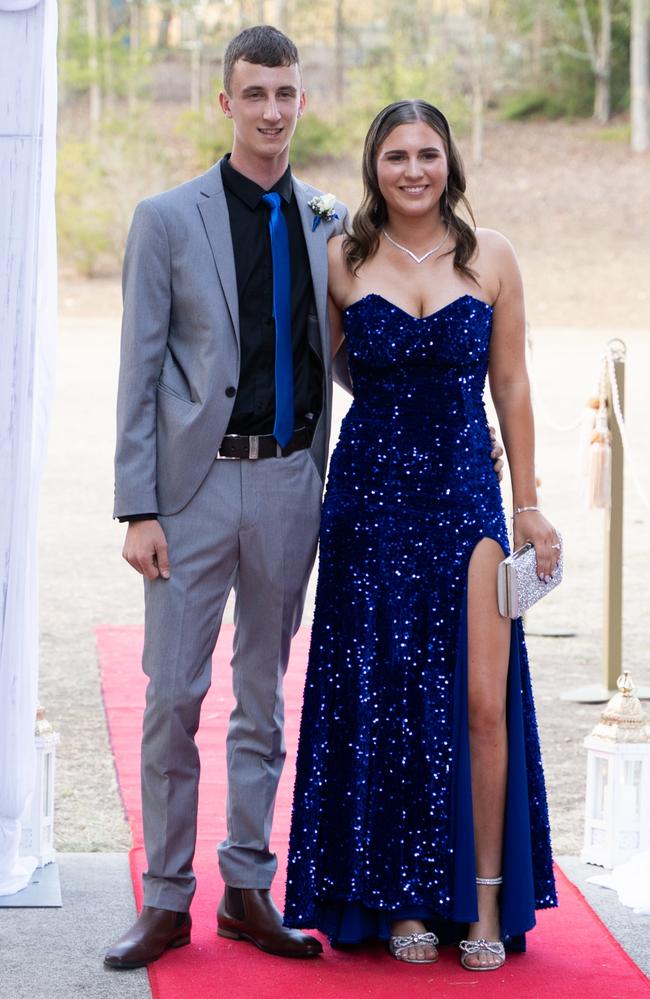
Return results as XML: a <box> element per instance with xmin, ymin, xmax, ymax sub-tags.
<box><xmin>220</xmin><ymin>60</ymin><xmax>305</xmax><ymax>167</ymax></box>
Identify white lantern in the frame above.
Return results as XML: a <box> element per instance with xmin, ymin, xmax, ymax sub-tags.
<box><xmin>19</xmin><ymin>708</ymin><xmax>60</xmax><ymax>868</ymax></box>
<box><xmin>582</xmin><ymin>672</ymin><xmax>650</xmax><ymax>868</ymax></box>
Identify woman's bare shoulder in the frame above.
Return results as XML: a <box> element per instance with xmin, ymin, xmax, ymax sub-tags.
<box><xmin>328</xmin><ymin>232</ymin><xmax>348</xmax><ymax>270</ymax></box>
<box><xmin>475</xmin><ymin>227</ymin><xmax>517</xmax><ymax>261</ymax></box>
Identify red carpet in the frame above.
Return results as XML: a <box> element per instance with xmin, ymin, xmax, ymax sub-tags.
<box><xmin>97</xmin><ymin>623</ymin><xmax>650</xmax><ymax>999</ymax></box>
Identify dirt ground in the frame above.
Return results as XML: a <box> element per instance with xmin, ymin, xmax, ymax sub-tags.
<box><xmin>41</xmin><ymin>119</ymin><xmax>650</xmax><ymax>858</ymax></box>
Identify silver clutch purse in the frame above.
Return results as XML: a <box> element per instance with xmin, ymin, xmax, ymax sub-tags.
<box><xmin>497</xmin><ymin>537</ymin><xmax>563</xmax><ymax>619</ymax></box>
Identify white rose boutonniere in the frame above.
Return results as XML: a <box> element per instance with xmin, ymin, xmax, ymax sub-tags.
<box><xmin>308</xmin><ymin>192</ymin><xmax>339</xmax><ymax>231</ymax></box>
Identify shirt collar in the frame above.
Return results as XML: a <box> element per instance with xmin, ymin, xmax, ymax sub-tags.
<box><xmin>220</xmin><ymin>154</ymin><xmax>293</xmax><ymax>209</ymax></box>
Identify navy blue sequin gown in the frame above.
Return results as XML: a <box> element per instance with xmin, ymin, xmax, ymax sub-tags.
<box><xmin>284</xmin><ymin>294</ymin><xmax>556</xmax><ymax>947</ymax></box>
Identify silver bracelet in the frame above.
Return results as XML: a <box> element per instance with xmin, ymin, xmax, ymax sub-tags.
<box><xmin>511</xmin><ymin>505</ymin><xmax>540</xmax><ymax>519</ymax></box>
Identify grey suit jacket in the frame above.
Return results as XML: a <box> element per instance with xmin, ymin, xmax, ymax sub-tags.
<box><xmin>113</xmin><ymin>163</ymin><xmax>347</xmax><ymax>518</ymax></box>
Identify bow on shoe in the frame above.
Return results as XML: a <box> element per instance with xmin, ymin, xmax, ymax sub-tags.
<box><xmin>389</xmin><ymin>930</ymin><xmax>439</xmax><ymax>964</ymax></box>
<box><xmin>459</xmin><ymin>938</ymin><xmax>506</xmax><ymax>971</ymax></box>
<box><xmin>459</xmin><ymin>939</ymin><xmax>505</xmax><ymax>958</ymax></box>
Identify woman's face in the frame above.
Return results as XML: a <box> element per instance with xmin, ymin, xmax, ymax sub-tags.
<box><xmin>375</xmin><ymin>121</ymin><xmax>448</xmax><ymax>220</ymax></box>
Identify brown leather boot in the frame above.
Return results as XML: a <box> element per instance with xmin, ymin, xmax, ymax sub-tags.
<box><xmin>104</xmin><ymin>905</ymin><xmax>192</xmax><ymax>969</ymax></box>
<box><xmin>217</xmin><ymin>887</ymin><xmax>322</xmax><ymax>958</ymax></box>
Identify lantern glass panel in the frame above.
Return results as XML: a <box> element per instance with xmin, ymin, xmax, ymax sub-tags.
<box><xmin>622</xmin><ymin>759</ymin><xmax>642</xmax><ymax>822</ymax></box>
<box><xmin>43</xmin><ymin>752</ymin><xmax>53</xmax><ymax>817</ymax></box>
<box><xmin>593</xmin><ymin>756</ymin><xmax>609</xmax><ymax>820</ymax></box>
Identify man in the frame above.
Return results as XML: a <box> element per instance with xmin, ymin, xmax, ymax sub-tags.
<box><xmin>105</xmin><ymin>25</ymin><xmax>346</xmax><ymax>968</ymax></box>
<box><xmin>105</xmin><ymin>24</ymin><xmax>503</xmax><ymax>970</ymax></box>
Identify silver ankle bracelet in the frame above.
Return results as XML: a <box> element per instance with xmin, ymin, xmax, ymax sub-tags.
<box><xmin>476</xmin><ymin>876</ymin><xmax>503</xmax><ymax>886</ymax></box>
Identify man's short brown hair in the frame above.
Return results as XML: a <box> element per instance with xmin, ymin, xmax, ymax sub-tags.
<box><xmin>223</xmin><ymin>25</ymin><xmax>300</xmax><ymax>94</ymax></box>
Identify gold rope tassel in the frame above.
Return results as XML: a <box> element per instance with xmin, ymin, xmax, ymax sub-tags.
<box><xmin>586</xmin><ymin>359</ymin><xmax>612</xmax><ymax>509</ymax></box>
<box><xmin>579</xmin><ymin>395</ymin><xmax>600</xmax><ymax>477</ymax></box>
<box><xmin>587</xmin><ymin>410</ymin><xmax>611</xmax><ymax>509</ymax></box>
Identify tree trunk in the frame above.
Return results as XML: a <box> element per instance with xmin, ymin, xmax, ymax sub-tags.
<box><xmin>157</xmin><ymin>2</ymin><xmax>174</xmax><ymax>49</ymax></box>
<box><xmin>594</xmin><ymin>69</ymin><xmax>610</xmax><ymax>123</ymax></box>
<box><xmin>334</xmin><ymin>0</ymin><xmax>345</xmax><ymax>107</ymax></box>
<box><xmin>594</xmin><ymin>0</ymin><xmax>611</xmax><ymax>123</ymax></box>
<box><xmin>276</xmin><ymin>0</ymin><xmax>290</xmax><ymax>33</ymax></box>
<box><xmin>465</xmin><ymin>0</ymin><xmax>491</xmax><ymax>167</ymax></box>
<box><xmin>86</xmin><ymin>0</ymin><xmax>101</xmax><ymax>137</ymax></box>
<box><xmin>59</xmin><ymin>0</ymin><xmax>69</xmax><ymax>106</ymax></box>
<box><xmin>576</xmin><ymin>0</ymin><xmax>611</xmax><ymax>124</ymax></box>
<box><xmin>99</xmin><ymin>0</ymin><xmax>114</xmax><ymax>114</ymax></box>
<box><xmin>127</xmin><ymin>0</ymin><xmax>141</xmax><ymax>116</ymax></box>
<box><xmin>471</xmin><ymin>75</ymin><xmax>484</xmax><ymax>166</ymax></box>
<box><xmin>630</xmin><ymin>0</ymin><xmax>649</xmax><ymax>152</ymax></box>
<box><xmin>190</xmin><ymin>41</ymin><xmax>201</xmax><ymax>112</ymax></box>
<box><xmin>530</xmin><ymin>8</ymin><xmax>545</xmax><ymax>83</ymax></box>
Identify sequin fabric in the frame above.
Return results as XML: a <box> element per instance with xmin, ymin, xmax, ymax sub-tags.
<box><xmin>284</xmin><ymin>293</ymin><xmax>557</xmax><ymax>943</ymax></box>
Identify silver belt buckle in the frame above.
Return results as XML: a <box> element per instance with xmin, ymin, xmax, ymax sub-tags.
<box><xmin>217</xmin><ymin>433</ymin><xmax>240</xmax><ymax>460</ymax></box>
<box><xmin>248</xmin><ymin>435</ymin><xmax>259</xmax><ymax>460</ymax></box>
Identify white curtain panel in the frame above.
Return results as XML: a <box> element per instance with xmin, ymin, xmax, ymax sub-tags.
<box><xmin>0</xmin><ymin>0</ymin><xmax>57</xmax><ymax>894</ymax></box>
<box><xmin>588</xmin><ymin>849</ymin><xmax>650</xmax><ymax>915</ymax></box>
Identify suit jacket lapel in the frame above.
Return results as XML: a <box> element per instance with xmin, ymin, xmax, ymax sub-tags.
<box><xmin>197</xmin><ymin>165</ymin><xmax>239</xmax><ymax>344</ymax></box>
<box><xmin>293</xmin><ymin>178</ymin><xmax>329</xmax><ymax>360</ymax></box>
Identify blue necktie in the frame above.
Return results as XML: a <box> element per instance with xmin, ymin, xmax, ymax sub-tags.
<box><xmin>262</xmin><ymin>192</ymin><xmax>293</xmax><ymax>449</ymax></box>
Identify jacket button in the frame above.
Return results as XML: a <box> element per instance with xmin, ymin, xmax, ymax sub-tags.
<box><xmin>225</xmin><ymin>386</ymin><xmax>236</xmax><ymax>398</ymax></box>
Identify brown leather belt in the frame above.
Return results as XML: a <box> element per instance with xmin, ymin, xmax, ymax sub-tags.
<box><xmin>218</xmin><ymin>426</ymin><xmax>311</xmax><ymax>460</ymax></box>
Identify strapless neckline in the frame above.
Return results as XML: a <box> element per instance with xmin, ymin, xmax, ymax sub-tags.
<box><xmin>343</xmin><ymin>292</ymin><xmax>493</xmax><ymax>322</ymax></box>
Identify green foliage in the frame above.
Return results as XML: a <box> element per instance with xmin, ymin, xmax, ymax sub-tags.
<box><xmin>289</xmin><ymin>113</ymin><xmax>341</xmax><ymax>166</ymax></box>
<box><xmin>59</xmin><ymin>1</ymin><xmax>151</xmax><ymax>102</ymax></box>
<box><xmin>609</xmin><ymin>11</ymin><xmax>633</xmax><ymax>114</ymax></box>
<box><xmin>502</xmin><ymin>87</ymin><xmax>585</xmax><ymax>121</ymax></box>
<box><xmin>175</xmin><ymin>107</ymin><xmax>234</xmax><ymax>171</ymax></box>
<box><xmin>591</xmin><ymin>123</ymin><xmax>631</xmax><ymax>142</ymax></box>
<box><xmin>57</xmin><ymin>141</ymin><xmax>113</xmax><ymax>276</ymax></box>
<box><xmin>57</xmin><ymin>115</ymin><xmax>171</xmax><ymax>276</ymax></box>
<box><xmin>54</xmin><ymin>0</ymin><xmax>638</xmax><ymax>278</ymax></box>
<box><xmin>499</xmin><ymin>0</ymin><xmax>632</xmax><ymax>122</ymax></box>
<box><xmin>545</xmin><ymin>51</ymin><xmax>607</xmax><ymax>118</ymax></box>
<box><xmin>502</xmin><ymin>92</ymin><xmax>554</xmax><ymax>121</ymax></box>
<box><xmin>341</xmin><ymin>49</ymin><xmax>470</xmax><ymax>148</ymax></box>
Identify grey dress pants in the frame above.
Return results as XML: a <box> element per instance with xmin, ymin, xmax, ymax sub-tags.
<box><xmin>139</xmin><ymin>449</ymin><xmax>323</xmax><ymax>912</ymax></box>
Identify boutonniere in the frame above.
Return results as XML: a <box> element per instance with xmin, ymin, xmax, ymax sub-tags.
<box><xmin>308</xmin><ymin>193</ymin><xmax>339</xmax><ymax>231</ymax></box>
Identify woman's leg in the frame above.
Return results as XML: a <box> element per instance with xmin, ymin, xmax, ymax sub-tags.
<box><xmin>465</xmin><ymin>538</ymin><xmax>511</xmax><ymax>968</ymax></box>
<box><xmin>391</xmin><ymin>538</ymin><xmax>509</xmax><ymax>965</ymax></box>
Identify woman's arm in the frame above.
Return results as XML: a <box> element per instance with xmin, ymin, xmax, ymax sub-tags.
<box><xmin>487</xmin><ymin>233</ymin><xmax>559</xmax><ymax>580</ymax></box>
<box><xmin>329</xmin><ymin>292</ymin><xmax>345</xmax><ymax>359</ymax></box>
<box><xmin>325</xmin><ymin>235</ymin><xmax>354</xmax><ymax>391</ymax></box>
<box><xmin>326</xmin><ymin>234</ymin><xmax>350</xmax><ymax>359</ymax></box>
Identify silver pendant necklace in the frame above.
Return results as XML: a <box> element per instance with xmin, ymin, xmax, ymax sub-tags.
<box><xmin>382</xmin><ymin>225</ymin><xmax>449</xmax><ymax>264</ymax></box>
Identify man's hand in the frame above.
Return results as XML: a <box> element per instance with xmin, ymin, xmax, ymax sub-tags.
<box><xmin>488</xmin><ymin>425</ymin><xmax>505</xmax><ymax>481</ymax></box>
<box><xmin>123</xmin><ymin>520</ymin><xmax>170</xmax><ymax>580</ymax></box>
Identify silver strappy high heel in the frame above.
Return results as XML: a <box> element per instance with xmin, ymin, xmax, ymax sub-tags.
<box><xmin>459</xmin><ymin>876</ymin><xmax>505</xmax><ymax>971</ymax></box>
<box><xmin>389</xmin><ymin>930</ymin><xmax>439</xmax><ymax>964</ymax></box>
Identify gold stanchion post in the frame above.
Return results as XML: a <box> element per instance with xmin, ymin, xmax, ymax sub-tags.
<box><xmin>561</xmin><ymin>339</ymin><xmax>650</xmax><ymax>702</ymax></box>
<box><xmin>603</xmin><ymin>343</ymin><xmax>625</xmax><ymax>694</ymax></box>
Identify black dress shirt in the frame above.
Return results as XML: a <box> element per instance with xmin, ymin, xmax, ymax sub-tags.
<box><xmin>221</xmin><ymin>154</ymin><xmax>321</xmax><ymax>436</ymax></box>
<box><xmin>121</xmin><ymin>157</ymin><xmax>321</xmax><ymax>522</ymax></box>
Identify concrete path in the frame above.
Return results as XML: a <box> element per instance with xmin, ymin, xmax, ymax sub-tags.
<box><xmin>0</xmin><ymin>854</ymin><xmax>149</xmax><ymax>999</ymax></box>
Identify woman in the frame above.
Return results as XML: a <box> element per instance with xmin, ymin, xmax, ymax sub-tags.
<box><xmin>284</xmin><ymin>100</ymin><xmax>559</xmax><ymax>970</ymax></box>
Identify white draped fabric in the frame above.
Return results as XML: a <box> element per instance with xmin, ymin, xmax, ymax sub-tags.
<box><xmin>0</xmin><ymin>0</ymin><xmax>57</xmax><ymax>894</ymax></box>
<box><xmin>588</xmin><ymin>850</ymin><xmax>650</xmax><ymax>915</ymax></box>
